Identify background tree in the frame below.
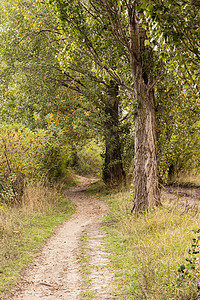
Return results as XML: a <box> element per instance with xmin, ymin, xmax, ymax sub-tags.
<box><xmin>156</xmin><ymin>70</ymin><xmax>200</xmax><ymax>182</ymax></box>
<box><xmin>48</xmin><ymin>0</ymin><xmax>162</xmax><ymax>211</ymax></box>
<box><xmin>0</xmin><ymin>0</ymin><xmax>133</xmax><ymax>185</ymax></box>
<box><xmin>142</xmin><ymin>0</ymin><xmax>200</xmax><ymax>181</ymax></box>
<box><xmin>1</xmin><ymin>0</ymin><xmax>199</xmax><ymax>207</ymax></box>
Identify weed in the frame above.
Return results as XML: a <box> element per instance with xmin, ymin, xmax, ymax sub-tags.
<box><xmin>80</xmin><ymin>291</ymin><xmax>96</xmax><ymax>300</ymax></box>
<box><xmin>89</xmin><ymin>184</ymin><xmax>200</xmax><ymax>299</ymax></box>
<box><xmin>175</xmin><ymin>228</ymin><xmax>200</xmax><ymax>298</ymax></box>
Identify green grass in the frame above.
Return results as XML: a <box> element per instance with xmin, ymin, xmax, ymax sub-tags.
<box><xmin>79</xmin><ymin>231</ymin><xmax>96</xmax><ymax>300</ymax></box>
<box><xmin>0</xmin><ymin>185</ymin><xmax>75</xmax><ymax>298</ymax></box>
<box><xmin>80</xmin><ymin>291</ymin><xmax>96</xmax><ymax>300</ymax></box>
<box><xmin>88</xmin><ymin>181</ymin><xmax>200</xmax><ymax>299</ymax></box>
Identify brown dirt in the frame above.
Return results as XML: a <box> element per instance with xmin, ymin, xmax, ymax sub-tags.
<box><xmin>6</xmin><ymin>176</ymin><xmax>117</xmax><ymax>300</ymax></box>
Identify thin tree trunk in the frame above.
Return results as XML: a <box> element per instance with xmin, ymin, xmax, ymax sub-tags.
<box><xmin>103</xmin><ymin>80</ymin><xmax>126</xmax><ymax>186</ymax></box>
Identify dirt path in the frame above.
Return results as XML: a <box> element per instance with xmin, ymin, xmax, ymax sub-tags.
<box><xmin>7</xmin><ymin>176</ymin><xmax>116</xmax><ymax>300</ymax></box>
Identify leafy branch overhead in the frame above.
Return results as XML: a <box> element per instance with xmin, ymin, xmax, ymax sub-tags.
<box><xmin>0</xmin><ymin>0</ymin><xmax>199</xmax><ymax>211</ymax></box>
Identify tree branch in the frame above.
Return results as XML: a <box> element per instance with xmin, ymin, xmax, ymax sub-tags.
<box><xmin>191</xmin><ymin>0</ymin><xmax>200</xmax><ymax>7</ymax></box>
<box><xmin>147</xmin><ymin>60</ymin><xmax>164</xmax><ymax>93</ymax></box>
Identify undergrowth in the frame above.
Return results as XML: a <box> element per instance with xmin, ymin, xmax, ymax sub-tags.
<box><xmin>0</xmin><ymin>180</ymin><xmax>75</xmax><ymax>297</ymax></box>
<box><xmin>170</xmin><ymin>173</ymin><xmax>200</xmax><ymax>187</ymax></box>
<box><xmin>88</xmin><ymin>181</ymin><xmax>200</xmax><ymax>299</ymax></box>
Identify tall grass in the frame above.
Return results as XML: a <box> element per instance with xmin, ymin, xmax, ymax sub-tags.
<box><xmin>89</xmin><ymin>183</ymin><xmax>200</xmax><ymax>299</ymax></box>
<box><xmin>21</xmin><ymin>180</ymin><xmax>62</xmax><ymax>213</ymax></box>
<box><xmin>171</xmin><ymin>173</ymin><xmax>200</xmax><ymax>187</ymax></box>
<box><xmin>0</xmin><ymin>180</ymin><xmax>74</xmax><ymax>295</ymax></box>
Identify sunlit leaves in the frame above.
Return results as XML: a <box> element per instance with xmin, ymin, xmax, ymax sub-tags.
<box><xmin>142</xmin><ymin>0</ymin><xmax>200</xmax><ymax>98</ymax></box>
<box><xmin>0</xmin><ymin>123</ymin><xmax>52</xmax><ymax>203</ymax></box>
<box><xmin>156</xmin><ymin>70</ymin><xmax>200</xmax><ymax>181</ymax></box>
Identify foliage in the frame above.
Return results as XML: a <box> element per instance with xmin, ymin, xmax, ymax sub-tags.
<box><xmin>43</xmin><ymin>143</ymin><xmax>72</xmax><ymax>180</ymax></box>
<box><xmin>0</xmin><ymin>0</ymin><xmax>71</xmax><ymax>129</ymax></box>
<box><xmin>156</xmin><ymin>70</ymin><xmax>200</xmax><ymax>182</ymax></box>
<box><xmin>177</xmin><ymin>228</ymin><xmax>200</xmax><ymax>285</ymax></box>
<box><xmin>0</xmin><ymin>123</ymin><xmax>51</xmax><ymax>204</ymax></box>
<box><xmin>72</xmin><ymin>139</ymin><xmax>104</xmax><ymax>177</ymax></box>
<box><xmin>0</xmin><ymin>0</ymin><xmax>132</xmax><ymax>187</ymax></box>
<box><xmin>142</xmin><ymin>0</ymin><xmax>200</xmax><ymax>98</ymax></box>
<box><xmin>0</xmin><ymin>122</ymin><xmax>74</xmax><ymax>204</ymax></box>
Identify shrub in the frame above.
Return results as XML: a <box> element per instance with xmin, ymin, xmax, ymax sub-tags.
<box><xmin>0</xmin><ymin>123</ymin><xmax>50</xmax><ymax>204</ymax></box>
<box><xmin>43</xmin><ymin>144</ymin><xmax>72</xmax><ymax>180</ymax></box>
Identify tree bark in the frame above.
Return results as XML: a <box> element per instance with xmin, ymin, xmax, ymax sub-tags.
<box><xmin>132</xmin><ymin>82</ymin><xmax>161</xmax><ymax>211</ymax></box>
<box><xmin>102</xmin><ymin>80</ymin><xmax>126</xmax><ymax>186</ymax></box>
<box><xmin>129</xmin><ymin>9</ymin><xmax>161</xmax><ymax>211</ymax></box>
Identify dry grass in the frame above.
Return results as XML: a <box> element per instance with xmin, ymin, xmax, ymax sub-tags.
<box><xmin>99</xmin><ymin>189</ymin><xmax>200</xmax><ymax>299</ymax></box>
<box><xmin>0</xmin><ymin>180</ymin><xmax>74</xmax><ymax>294</ymax></box>
<box><xmin>0</xmin><ymin>180</ymin><xmax>62</xmax><ymax>236</ymax></box>
<box><xmin>21</xmin><ymin>180</ymin><xmax>62</xmax><ymax>214</ymax></box>
<box><xmin>171</xmin><ymin>172</ymin><xmax>200</xmax><ymax>187</ymax></box>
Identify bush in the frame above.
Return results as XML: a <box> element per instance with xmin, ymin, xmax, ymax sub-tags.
<box><xmin>43</xmin><ymin>144</ymin><xmax>72</xmax><ymax>180</ymax></box>
<box><xmin>0</xmin><ymin>123</ymin><xmax>50</xmax><ymax>204</ymax></box>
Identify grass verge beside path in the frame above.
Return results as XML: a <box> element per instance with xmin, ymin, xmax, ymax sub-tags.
<box><xmin>88</xmin><ymin>182</ymin><xmax>200</xmax><ymax>300</ymax></box>
<box><xmin>0</xmin><ymin>182</ymin><xmax>75</xmax><ymax>298</ymax></box>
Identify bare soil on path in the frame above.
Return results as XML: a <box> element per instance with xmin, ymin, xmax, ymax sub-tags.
<box><xmin>6</xmin><ymin>176</ymin><xmax>116</xmax><ymax>300</ymax></box>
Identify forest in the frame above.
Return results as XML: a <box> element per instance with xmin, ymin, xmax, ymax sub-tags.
<box><xmin>0</xmin><ymin>0</ymin><xmax>200</xmax><ymax>299</ymax></box>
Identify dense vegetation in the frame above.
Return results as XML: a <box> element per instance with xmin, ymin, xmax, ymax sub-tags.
<box><xmin>1</xmin><ymin>0</ymin><xmax>199</xmax><ymax>204</ymax></box>
<box><xmin>0</xmin><ymin>0</ymin><xmax>199</xmax><ymax>297</ymax></box>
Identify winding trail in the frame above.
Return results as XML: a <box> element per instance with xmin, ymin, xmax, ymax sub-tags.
<box><xmin>7</xmin><ymin>176</ymin><xmax>116</xmax><ymax>300</ymax></box>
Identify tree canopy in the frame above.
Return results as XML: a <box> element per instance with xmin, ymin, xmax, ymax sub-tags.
<box><xmin>0</xmin><ymin>0</ymin><xmax>199</xmax><ymax>211</ymax></box>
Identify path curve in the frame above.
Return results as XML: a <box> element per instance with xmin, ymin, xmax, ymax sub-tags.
<box><xmin>7</xmin><ymin>176</ymin><xmax>115</xmax><ymax>300</ymax></box>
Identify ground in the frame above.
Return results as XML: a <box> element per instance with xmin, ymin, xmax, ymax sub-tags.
<box><xmin>6</xmin><ymin>176</ymin><xmax>117</xmax><ymax>300</ymax></box>
<box><xmin>4</xmin><ymin>177</ymin><xmax>200</xmax><ymax>299</ymax></box>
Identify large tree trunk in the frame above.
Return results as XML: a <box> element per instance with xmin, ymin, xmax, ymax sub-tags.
<box><xmin>129</xmin><ymin>10</ymin><xmax>161</xmax><ymax>211</ymax></box>
<box><xmin>102</xmin><ymin>80</ymin><xmax>126</xmax><ymax>186</ymax></box>
<box><xmin>132</xmin><ymin>82</ymin><xmax>161</xmax><ymax>211</ymax></box>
